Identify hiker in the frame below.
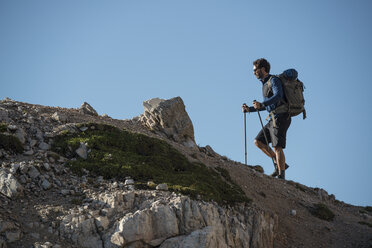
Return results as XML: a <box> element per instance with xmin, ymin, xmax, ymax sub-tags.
<box><xmin>242</xmin><ymin>58</ymin><xmax>291</xmax><ymax>179</ymax></box>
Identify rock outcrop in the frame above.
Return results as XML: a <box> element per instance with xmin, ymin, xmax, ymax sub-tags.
<box><xmin>80</xmin><ymin>102</ymin><xmax>98</xmax><ymax>116</ymax></box>
<box><xmin>140</xmin><ymin>97</ymin><xmax>196</xmax><ymax>148</ymax></box>
<box><xmin>0</xmin><ymin>168</ymin><xmax>23</xmax><ymax>198</ymax></box>
<box><xmin>57</xmin><ymin>191</ymin><xmax>276</xmax><ymax>248</ymax></box>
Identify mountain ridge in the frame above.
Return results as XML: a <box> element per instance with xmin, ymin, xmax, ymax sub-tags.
<box><xmin>0</xmin><ymin>97</ymin><xmax>371</xmax><ymax>248</ymax></box>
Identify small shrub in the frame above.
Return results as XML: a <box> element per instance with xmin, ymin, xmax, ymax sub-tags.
<box><xmin>296</xmin><ymin>184</ymin><xmax>306</xmax><ymax>192</ymax></box>
<box><xmin>216</xmin><ymin>167</ymin><xmax>232</xmax><ymax>181</ymax></box>
<box><xmin>310</xmin><ymin>203</ymin><xmax>335</xmax><ymax>221</ymax></box>
<box><xmin>364</xmin><ymin>206</ymin><xmax>372</xmax><ymax>212</ymax></box>
<box><xmin>221</xmin><ymin>156</ymin><xmax>229</xmax><ymax>161</ymax></box>
<box><xmin>249</xmin><ymin>165</ymin><xmax>264</xmax><ymax>173</ymax></box>
<box><xmin>259</xmin><ymin>191</ymin><xmax>266</xmax><ymax>198</ymax></box>
<box><xmin>0</xmin><ymin>123</ymin><xmax>7</xmax><ymax>133</ymax></box>
<box><xmin>287</xmin><ymin>181</ymin><xmax>307</xmax><ymax>192</ymax></box>
<box><xmin>358</xmin><ymin>221</ymin><xmax>372</xmax><ymax>228</ymax></box>
<box><xmin>0</xmin><ymin>134</ymin><xmax>23</xmax><ymax>153</ymax></box>
<box><xmin>70</xmin><ymin>198</ymin><xmax>83</xmax><ymax>205</ymax></box>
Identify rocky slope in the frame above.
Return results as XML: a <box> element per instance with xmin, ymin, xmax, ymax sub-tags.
<box><xmin>0</xmin><ymin>97</ymin><xmax>371</xmax><ymax>248</ymax></box>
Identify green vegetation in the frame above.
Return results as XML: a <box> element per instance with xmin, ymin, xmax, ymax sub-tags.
<box><xmin>70</xmin><ymin>198</ymin><xmax>83</xmax><ymax>205</ymax></box>
<box><xmin>358</xmin><ymin>221</ymin><xmax>372</xmax><ymax>228</ymax></box>
<box><xmin>310</xmin><ymin>203</ymin><xmax>335</xmax><ymax>221</ymax></box>
<box><xmin>52</xmin><ymin>123</ymin><xmax>250</xmax><ymax>205</ymax></box>
<box><xmin>0</xmin><ymin>123</ymin><xmax>7</xmax><ymax>133</ymax></box>
<box><xmin>364</xmin><ymin>206</ymin><xmax>372</xmax><ymax>212</ymax></box>
<box><xmin>359</xmin><ymin>206</ymin><xmax>372</xmax><ymax>214</ymax></box>
<box><xmin>287</xmin><ymin>181</ymin><xmax>307</xmax><ymax>192</ymax></box>
<box><xmin>249</xmin><ymin>165</ymin><xmax>264</xmax><ymax>173</ymax></box>
<box><xmin>0</xmin><ymin>133</ymin><xmax>23</xmax><ymax>153</ymax></box>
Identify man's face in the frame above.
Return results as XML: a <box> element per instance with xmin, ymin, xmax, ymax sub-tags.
<box><xmin>253</xmin><ymin>65</ymin><xmax>264</xmax><ymax>79</ymax></box>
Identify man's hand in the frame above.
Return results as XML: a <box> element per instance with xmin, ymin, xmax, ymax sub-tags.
<box><xmin>242</xmin><ymin>104</ymin><xmax>250</xmax><ymax>113</ymax></box>
<box><xmin>253</xmin><ymin>100</ymin><xmax>263</xmax><ymax>110</ymax></box>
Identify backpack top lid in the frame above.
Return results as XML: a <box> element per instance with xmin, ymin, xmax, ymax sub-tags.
<box><xmin>281</xmin><ymin>69</ymin><xmax>298</xmax><ymax>81</ymax></box>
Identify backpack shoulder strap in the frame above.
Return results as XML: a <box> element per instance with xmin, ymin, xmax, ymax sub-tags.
<box><xmin>266</xmin><ymin>75</ymin><xmax>276</xmax><ymax>89</ymax></box>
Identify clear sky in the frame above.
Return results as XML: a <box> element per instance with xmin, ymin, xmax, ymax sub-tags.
<box><xmin>1</xmin><ymin>0</ymin><xmax>371</xmax><ymax>206</ymax></box>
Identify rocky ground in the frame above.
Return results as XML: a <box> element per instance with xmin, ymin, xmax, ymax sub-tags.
<box><xmin>0</xmin><ymin>97</ymin><xmax>371</xmax><ymax>248</ymax></box>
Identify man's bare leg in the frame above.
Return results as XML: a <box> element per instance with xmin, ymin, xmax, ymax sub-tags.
<box><xmin>274</xmin><ymin>146</ymin><xmax>285</xmax><ymax>171</ymax></box>
<box><xmin>254</xmin><ymin>139</ymin><xmax>276</xmax><ymax>160</ymax></box>
<box><xmin>274</xmin><ymin>146</ymin><xmax>286</xmax><ymax>179</ymax></box>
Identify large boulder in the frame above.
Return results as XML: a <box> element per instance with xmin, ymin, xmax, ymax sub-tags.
<box><xmin>140</xmin><ymin>97</ymin><xmax>196</xmax><ymax>147</ymax></box>
<box><xmin>79</xmin><ymin>102</ymin><xmax>98</xmax><ymax>116</ymax></box>
<box><xmin>0</xmin><ymin>169</ymin><xmax>23</xmax><ymax>198</ymax></box>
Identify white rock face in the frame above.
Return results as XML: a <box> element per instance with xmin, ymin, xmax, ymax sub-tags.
<box><xmin>79</xmin><ymin>102</ymin><xmax>98</xmax><ymax>116</ymax></box>
<box><xmin>15</xmin><ymin>128</ymin><xmax>27</xmax><ymax>144</ymax></box>
<box><xmin>140</xmin><ymin>97</ymin><xmax>196</xmax><ymax>147</ymax></box>
<box><xmin>0</xmin><ymin>169</ymin><xmax>24</xmax><ymax>198</ymax></box>
<box><xmin>76</xmin><ymin>143</ymin><xmax>88</xmax><ymax>159</ymax></box>
<box><xmin>58</xmin><ymin>191</ymin><xmax>275</xmax><ymax>248</ymax></box>
<box><xmin>156</xmin><ymin>183</ymin><xmax>168</xmax><ymax>191</ymax></box>
<box><xmin>39</xmin><ymin>142</ymin><xmax>50</xmax><ymax>150</ymax></box>
<box><xmin>52</xmin><ymin>112</ymin><xmax>68</xmax><ymax>122</ymax></box>
<box><xmin>159</xmin><ymin>226</ymin><xmax>220</xmax><ymax>248</ymax></box>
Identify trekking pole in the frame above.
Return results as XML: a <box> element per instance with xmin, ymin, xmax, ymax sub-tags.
<box><xmin>244</xmin><ymin>108</ymin><xmax>247</xmax><ymax>165</ymax></box>
<box><xmin>254</xmin><ymin>100</ymin><xmax>276</xmax><ymax>168</ymax></box>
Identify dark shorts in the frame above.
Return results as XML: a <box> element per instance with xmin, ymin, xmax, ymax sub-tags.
<box><xmin>255</xmin><ymin>113</ymin><xmax>291</xmax><ymax>149</ymax></box>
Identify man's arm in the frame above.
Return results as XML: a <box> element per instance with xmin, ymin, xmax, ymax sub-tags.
<box><xmin>242</xmin><ymin>104</ymin><xmax>265</xmax><ymax>113</ymax></box>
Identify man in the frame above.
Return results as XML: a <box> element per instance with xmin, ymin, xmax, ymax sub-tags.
<box><xmin>242</xmin><ymin>58</ymin><xmax>291</xmax><ymax>179</ymax></box>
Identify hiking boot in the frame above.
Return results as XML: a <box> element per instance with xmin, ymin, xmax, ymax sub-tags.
<box><xmin>278</xmin><ymin>170</ymin><xmax>285</xmax><ymax>180</ymax></box>
<box><xmin>270</xmin><ymin>168</ymin><xmax>279</xmax><ymax>177</ymax></box>
<box><xmin>270</xmin><ymin>163</ymin><xmax>289</xmax><ymax>178</ymax></box>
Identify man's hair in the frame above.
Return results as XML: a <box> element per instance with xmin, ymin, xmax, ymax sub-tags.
<box><xmin>253</xmin><ymin>58</ymin><xmax>270</xmax><ymax>73</ymax></box>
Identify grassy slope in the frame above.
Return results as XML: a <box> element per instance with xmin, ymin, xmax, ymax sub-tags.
<box><xmin>52</xmin><ymin>123</ymin><xmax>250</xmax><ymax>205</ymax></box>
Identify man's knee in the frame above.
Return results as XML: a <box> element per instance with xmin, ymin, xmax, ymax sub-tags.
<box><xmin>254</xmin><ymin>139</ymin><xmax>264</xmax><ymax>148</ymax></box>
<box><xmin>273</xmin><ymin>146</ymin><xmax>283</xmax><ymax>153</ymax></box>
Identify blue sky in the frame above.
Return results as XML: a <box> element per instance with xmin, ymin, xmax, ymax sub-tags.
<box><xmin>1</xmin><ymin>0</ymin><xmax>371</xmax><ymax>206</ymax></box>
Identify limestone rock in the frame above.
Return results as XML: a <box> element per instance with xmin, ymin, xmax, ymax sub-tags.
<box><xmin>106</xmin><ymin>194</ymin><xmax>275</xmax><ymax>248</ymax></box>
<box><xmin>79</xmin><ymin>102</ymin><xmax>98</xmax><ymax>116</ymax></box>
<box><xmin>5</xmin><ymin>229</ymin><xmax>21</xmax><ymax>243</ymax></box>
<box><xmin>76</xmin><ymin>143</ymin><xmax>88</xmax><ymax>159</ymax></box>
<box><xmin>0</xmin><ymin>107</ymin><xmax>9</xmax><ymax>122</ymax></box>
<box><xmin>0</xmin><ymin>221</ymin><xmax>17</xmax><ymax>233</ymax></box>
<box><xmin>124</xmin><ymin>179</ymin><xmax>134</xmax><ymax>185</ymax></box>
<box><xmin>111</xmin><ymin>203</ymin><xmax>179</xmax><ymax>247</ymax></box>
<box><xmin>199</xmin><ymin>145</ymin><xmax>218</xmax><ymax>157</ymax></box>
<box><xmin>159</xmin><ymin>226</ymin><xmax>220</xmax><ymax>248</ymax></box>
<box><xmin>59</xmin><ymin>215</ymin><xmax>102</xmax><ymax>248</ymax></box>
<box><xmin>52</xmin><ymin>112</ymin><xmax>67</xmax><ymax>122</ymax></box>
<box><xmin>41</xmin><ymin>179</ymin><xmax>51</xmax><ymax>190</ymax></box>
<box><xmin>141</xmin><ymin>97</ymin><xmax>196</xmax><ymax>147</ymax></box>
<box><xmin>156</xmin><ymin>183</ymin><xmax>168</xmax><ymax>191</ymax></box>
<box><xmin>15</xmin><ymin>128</ymin><xmax>27</xmax><ymax>144</ymax></box>
<box><xmin>0</xmin><ymin>169</ymin><xmax>24</xmax><ymax>198</ymax></box>
<box><xmin>28</xmin><ymin>166</ymin><xmax>40</xmax><ymax>179</ymax></box>
<box><xmin>39</xmin><ymin>142</ymin><xmax>50</xmax><ymax>151</ymax></box>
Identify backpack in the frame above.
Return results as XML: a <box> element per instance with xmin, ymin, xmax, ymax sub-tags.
<box><xmin>268</xmin><ymin>69</ymin><xmax>306</xmax><ymax>119</ymax></box>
